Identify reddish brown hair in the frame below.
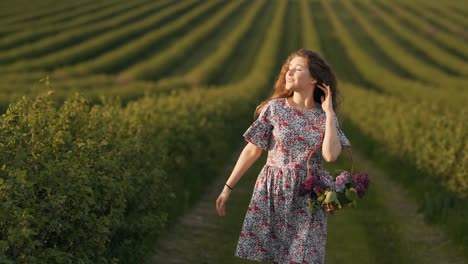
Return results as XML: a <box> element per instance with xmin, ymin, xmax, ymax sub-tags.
<box><xmin>255</xmin><ymin>49</ymin><xmax>343</xmax><ymax>118</ymax></box>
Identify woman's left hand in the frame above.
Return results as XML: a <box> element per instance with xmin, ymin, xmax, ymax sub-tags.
<box><xmin>317</xmin><ymin>83</ymin><xmax>334</xmax><ymax>114</ymax></box>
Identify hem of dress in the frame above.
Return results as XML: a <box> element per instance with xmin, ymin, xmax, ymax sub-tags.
<box><xmin>234</xmin><ymin>254</ymin><xmax>308</xmax><ymax>264</ymax></box>
<box><xmin>234</xmin><ymin>254</ymin><xmax>274</xmax><ymax>263</ymax></box>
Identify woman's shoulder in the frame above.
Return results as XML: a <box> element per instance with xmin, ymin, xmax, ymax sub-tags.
<box><xmin>266</xmin><ymin>98</ymin><xmax>286</xmax><ymax>108</ymax></box>
<box><xmin>255</xmin><ymin>98</ymin><xmax>285</xmax><ymax>117</ymax></box>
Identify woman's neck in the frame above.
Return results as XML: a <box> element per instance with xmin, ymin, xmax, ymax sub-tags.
<box><xmin>289</xmin><ymin>92</ymin><xmax>315</xmax><ymax>111</ymax></box>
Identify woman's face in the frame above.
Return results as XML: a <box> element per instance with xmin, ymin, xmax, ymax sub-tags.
<box><xmin>285</xmin><ymin>56</ymin><xmax>315</xmax><ymax>92</ymax></box>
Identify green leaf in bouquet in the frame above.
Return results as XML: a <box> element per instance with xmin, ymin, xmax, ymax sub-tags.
<box><xmin>345</xmin><ymin>187</ymin><xmax>358</xmax><ymax>201</ymax></box>
<box><xmin>322</xmin><ymin>190</ymin><xmax>338</xmax><ymax>205</ymax></box>
<box><xmin>337</xmin><ymin>191</ymin><xmax>350</xmax><ymax>204</ymax></box>
<box><xmin>335</xmin><ymin>200</ymin><xmax>342</xmax><ymax>210</ymax></box>
<box><xmin>306</xmin><ymin>199</ymin><xmax>315</xmax><ymax>216</ymax></box>
<box><xmin>317</xmin><ymin>194</ymin><xmax>325</xmax><ymax>202</ymax></box>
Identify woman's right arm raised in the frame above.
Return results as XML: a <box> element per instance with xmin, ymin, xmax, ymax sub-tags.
<box><xmin>215</xmin><ymin>142</ymin><xmax>263</xmax><ymax>216</ymax></box>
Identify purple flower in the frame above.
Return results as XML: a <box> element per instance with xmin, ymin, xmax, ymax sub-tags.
<box><xmin>337</xmin><ymin>171</ymin><xmax>351</xmax><ymax>183</ymax></box>
<box><xmin>355</xmin><ymin>183</ymin><xmax>366</xmax><ymax>198</ymax></box>
<box><xmin>353</xmin><ymin>173</ymin><xmax>370</xmax><ymax>189</ymax></box>
<box><xmin>335</xmin><ymin>183</ymin><xmax>345</xmax><ymax>192</ymax></box>
<box><xmin>310</xmin><ymin>191</ymin><xmax>318</xmax><ymax>200</ymax></box>
<box><xmin>304</xmin><ymin>175</ymin><xmax>319</xmax><ymax>191</ymax></box>
<box><xmin>313</xmin><ymin>186</ymin><xmax>325</xmax><ymax>194</ymax></box>
<box><xmin>334</xmin><ymin>172</ymin><xmax>351</xmax><ymax>192</ymax></box>
<box><xmin>336</xmin><ymin>175</ymin><xmax>348</xmax><ymax>185</ymax></box>
<box><xmin>298</xmin><ymin>184</ymin><xmax>308</xmax><ymax>196</ymax></box>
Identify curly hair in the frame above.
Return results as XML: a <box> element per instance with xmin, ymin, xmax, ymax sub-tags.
<box><xmin>255</xmin><ymin>49</ymin><xmax>343</xmax><ymax>118</ymax></box>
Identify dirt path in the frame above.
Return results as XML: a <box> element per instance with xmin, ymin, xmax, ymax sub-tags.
<box><xmin>357</xmin><ymin>154</ymin><xmax>466</xmax><ymax>264</ymax></box>
<box><xmin>146</xmin><ymin>144</ymin><xmax>467</xmax><ymax>264</ymax></box>
<box><xmin>146</xmin><ymin>143</ymin><xmax>256</xmax><ymax>264</ymax></box>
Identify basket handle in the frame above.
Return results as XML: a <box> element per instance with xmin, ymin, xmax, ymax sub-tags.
<box><xmin>306</xmin><ymin>133</ymin><xmax>354</xmax><ymax>176</ymax></box>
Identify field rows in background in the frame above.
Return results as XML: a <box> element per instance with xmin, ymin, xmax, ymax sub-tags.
<box><xmin>208</xmin><ymin>0</ymin><xmax>275</xmax><ymax>85</ymax></box>
<box><xmin>300</xmin><ymin>0</ymin><xmax>320</xmax><ymax>51</ymax></box>
<box><xmin>316</xmin><ymin>0</ymin><xmax>466</xmax><ymax>108</ymax></box>
<box><xmin>0</xmin><ymin>0</ymin><xmax>126</xmax><ymax>36</ymax></box>
<box><xmin>356</xmin><ymin>0</ymin><xmax>466</xmax><ymax>79</ymax></box>
<box><xmin>178</xmin><ymin>0</ymin><xmax>270</xmax><ymax>86</ymax></box>
<box><xmin>0</xmin><ymin>0</ymin><xmax>98</xmax><ymax>28</ymax></box>
<box><xmin>0</xmin><ymin>0</ymin><xmax>274</xmax><ymax>107</ymax></box>
<box><xmin>406</xmin><ymin>1</ymin><xmax>468</xmax><ymax>40</ymax></box>
<box><xmin>340</xmin><ymin>0</ymin><xmax>468</xmax><ymax>90</ymax></box>
<box><xmin>372</xmin><ymin>1</ymin><xmax>468</xmax><ymax>76</ymax></box>
<box><xmin>337</xmin><ymin>0</ymin><xmax>417</xmax><ymax>80</ymax></box>
<box><xmin>389</xmin><ymin>1</ymin><xmax>468</xmax><ymax>60</ymax></box>
<box><xmin>0</xmin><ymin>0</ymin><xmax>200</xmax><ymax>68</ymax></box>
<box><xmin>119</xmin><ymin>0</ymin><xmax>246</xmax><ymax>81</ymax></box>
<box><xmin>421</xmin><ymin>0</ymin><xmax>468</xmax><ymax>29</ymax></box>
<box><xmin>0</xmin><ymin>0</ymin><xmax>154</xmax><ymax>51</ymax></box>
<box><xmin>119</xmin><ymin>1</ymin><xmax>252</xmax><ymax>81</ymax></box>
<box><xmin>0</xmin><ymin>0</ymin><xmax>276</xmax><ymax>107</ymax></box>
<box><xmin>0</xmin><ymin>0</ymin><xmax>64</xmax><ymax>16</ymax></box>
<box><xmin>0</xmin><ymin>0</ymin><xmax>464</xmax><ymax>96</ymax></box>
<box><xmin>58</xmin><ymin>0</ymin><xmax>221</xmax><ymax>76</ymax></box>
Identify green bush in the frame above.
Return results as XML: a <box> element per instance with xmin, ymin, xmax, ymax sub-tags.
<box><xmin>0</xmin><ymin>84</ymin><xmax>263</xmax><ymax>263</ymax></box>
<box><xmin>0</xmin><ymin>94</ymin><xmax>171</xmax><ymax>263</ymax></box>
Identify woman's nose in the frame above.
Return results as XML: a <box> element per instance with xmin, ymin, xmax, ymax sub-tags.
<box><xmin>288</xmin><ymin>69</ymin><xmax>294</xmax><ymax>76</ymax></box>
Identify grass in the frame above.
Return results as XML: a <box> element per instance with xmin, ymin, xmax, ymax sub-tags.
<box><xmin>341</xmin><ymin>117</ymin><xmax>468</xmax><ymax>262</ymax></box>
<box><xmin>147</xmin><ymin>144</ymin><xmax>266</xmax><ymax>264</ymax></box>
<box><xmin>324</xmin><ymin>149</ymin><xmax>410</xmax><ymax>264</ymax></box>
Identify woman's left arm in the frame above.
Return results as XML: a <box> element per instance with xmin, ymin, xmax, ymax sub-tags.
<box><xmin>317</xmin><ymin>83</ymin><xmax>341</xmax><ymax>162</ymax></box>
<box><xmin>322</xmin><ymin>111</ymin><xmax>341</xmax><ymax>162</ymax></box>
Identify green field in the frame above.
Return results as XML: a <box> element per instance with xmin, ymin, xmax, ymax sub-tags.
<box><xmin>0</xmin><ymin>0</ymin><xmax>466</xmax><ymax>263</ymax></box>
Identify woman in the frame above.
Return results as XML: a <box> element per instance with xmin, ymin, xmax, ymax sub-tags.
<box><xmin>216</xmin><ymin>49</ymin><xmax>351</xmax><ymax>264</ymax></box>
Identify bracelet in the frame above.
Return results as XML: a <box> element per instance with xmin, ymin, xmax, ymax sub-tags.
<box><xmin>225</xmin><ymin>183</ymin><xmax>233</xmax><ymax>190</ymax></box>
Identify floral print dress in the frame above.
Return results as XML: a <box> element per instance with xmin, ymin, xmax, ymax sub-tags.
<box><xmin>234</xmin><ymin>97</ymin><xmax>351</xmax><ymax>264</ymax></box>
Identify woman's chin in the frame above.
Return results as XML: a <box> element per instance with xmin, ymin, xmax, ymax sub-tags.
<box><xmin>285</xmin><ymin>84</ymin><xmax>295</xmax><ymax>91</ymax></box>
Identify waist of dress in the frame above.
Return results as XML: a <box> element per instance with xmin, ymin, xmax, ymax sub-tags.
<box><xmin>265</xmin><ymin>160</ymin><xmax>324</xmax><ymax>171</ymax></box>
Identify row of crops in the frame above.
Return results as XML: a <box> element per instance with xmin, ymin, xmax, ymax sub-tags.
<box><xmin>0</xmin><ymin>0</ymin><xmax>466</xmax><ymax>262</ymax></box>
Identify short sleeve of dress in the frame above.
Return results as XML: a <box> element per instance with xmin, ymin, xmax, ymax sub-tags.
<box><xmin>334</xmin><ymin>115</ymin><xmax>351</xmax><ymax>148</ymax></box>
<box><xmin>243</xmin><ymin>102</ymin><xmax>273</xmax><ymax>150</ymax></box>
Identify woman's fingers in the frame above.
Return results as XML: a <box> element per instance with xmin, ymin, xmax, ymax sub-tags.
<box><xmin>216</xmin><ymin>196</ymin><xmax>221</xmax><ymax>211</ymax></box>
<box><xmin>218</xmin><ymin>202</ymin><xmax>225</xmax><ymax>216</ymax></box>
<box><xmin>317</xmin><ymin>84</ymin><xmax>332</xmax><ymax>98</ymax></box>
<box><xmin>216</xmin><ymin>196</ymin><xmax>225</xmax><ymax>216</ymax></box>
<box><xmin>219</xmin><ymin>205</ymin><xmax>225</xmax><ymax>216</ymax></box>
<box><xmin>317</xmin><ymin>85</ymin><xmax>327</xmax><ymax>94</ymax></box>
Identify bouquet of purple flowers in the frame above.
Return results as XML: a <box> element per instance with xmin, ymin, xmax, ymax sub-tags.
<box><xmin>301</xmin><ymin>136</ymin><xmax>370</xmax><ymax>216</ymax></box>
<box><xmin>333</xmin><ymin>170</ymin><xmax>370</xmax><ymax>209</ymax></box>
<box><xmin>299</xmin><ymin>170</ymin><xmax>370</xmax><ymax>215</ymax></box>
